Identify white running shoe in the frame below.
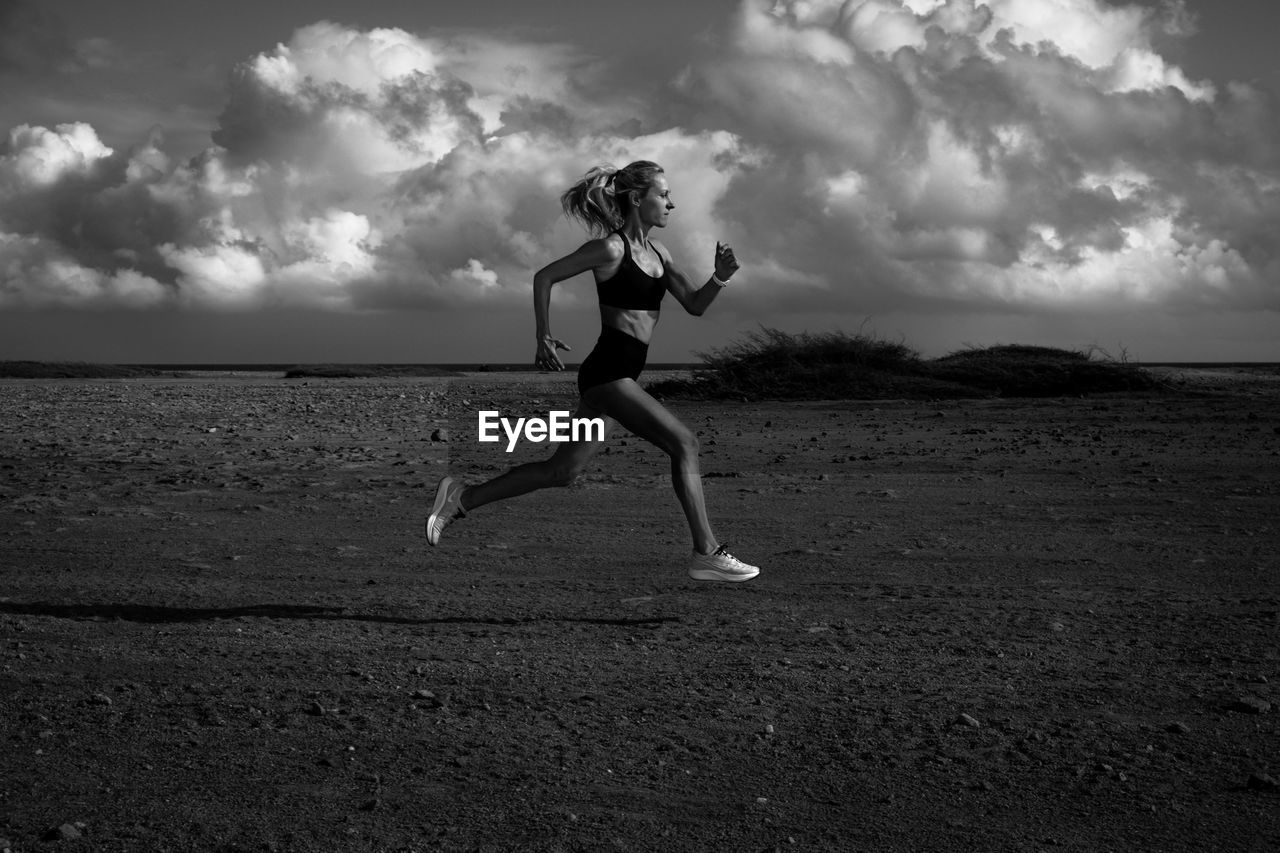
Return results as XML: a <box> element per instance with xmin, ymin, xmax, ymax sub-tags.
<box><xmin>687</xmin><ymin>544</ymin><xmax>760</xmax><ymax>582</ymax></box>
<box><xmin>425</xmin><ymin>476</ymin><xmax>466</xmax><ymax>546</ymax></box>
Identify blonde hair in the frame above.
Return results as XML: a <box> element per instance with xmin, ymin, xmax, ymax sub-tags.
<box><xmin>560</xmin><ymin>160</ymin><xmax>664</xmax><ymax>236</ymax></box>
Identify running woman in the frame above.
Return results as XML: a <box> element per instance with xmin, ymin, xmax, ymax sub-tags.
<box><xmin>426</xmin><ymin>160</ymin><xmax>759</xmax><ymax>582</ymax></box>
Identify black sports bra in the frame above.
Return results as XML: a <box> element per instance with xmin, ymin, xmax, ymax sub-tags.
<box><xmin>596</xmin><ymin>231</ymin><xmax>668</xmax><ymax>311</ymax></box>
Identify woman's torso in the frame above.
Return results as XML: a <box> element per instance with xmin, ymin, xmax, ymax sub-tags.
<box><xmin>594</xmin><ymin>231</ymin><xmax>667</xmax><ymax>344</ymax></box>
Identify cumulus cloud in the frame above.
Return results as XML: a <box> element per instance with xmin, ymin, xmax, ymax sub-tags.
<box><xmin>0</xmin><ymin>1</ymin><xmax>1277</xmax><ymax>319</ymax></box>
<box><xmin>0</xmin><ymin>122</ymin><xmax>113</xmax><ymax>188</ymax></box>
<box><xmin>682</xmin><ymin>0</ymin><xmax>1279</xmax><ymax>312</ymax></box>
<box><xmin>2</xmin><ymin>18</ymin><xmax>756</xmax><ymax>311</ymax></box>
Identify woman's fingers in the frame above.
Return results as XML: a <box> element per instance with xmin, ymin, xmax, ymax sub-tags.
<box><xmin>715</xmin><ymin>241</ymin><xmax>740</xmax><ymax>277</ymax></box>
<box><xmin>536</xmin><ymin>338</ymin><xmax>569</xmax><ymax>370</ymax></box>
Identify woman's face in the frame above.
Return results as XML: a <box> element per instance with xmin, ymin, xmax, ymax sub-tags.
<box><xmin>635</xmin><ymin>174</ymin><xmax>675</xmax><ymax>228</ymax></box>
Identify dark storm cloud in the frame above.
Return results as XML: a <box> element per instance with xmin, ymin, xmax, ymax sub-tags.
<box><xmin>0</xmin><ymin>0</ymin><xmax>78</xmax><ymax>75</ymax></box>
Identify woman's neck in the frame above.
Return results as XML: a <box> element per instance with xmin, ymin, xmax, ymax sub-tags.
<box><xmin>619</xmin><ymin>216</ymin><xmax>650</xmax><ymax>244</ymax></box>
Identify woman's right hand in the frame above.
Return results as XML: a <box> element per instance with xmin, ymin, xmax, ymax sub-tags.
<box><xmin>535</xmin><ymin>337</ymin><xmax>571</xmax><ymax>371</ymax></box>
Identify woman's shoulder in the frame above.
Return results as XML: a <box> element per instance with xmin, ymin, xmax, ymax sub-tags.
<box><xmin>589</xmin><ymin>232</ymin><xmax>626</xmax><ymax>263</ymax></box>
<box><xmin>559</xmin><ymin>233</ymin><xmax>624</xmax><ymax>271</ymax></box>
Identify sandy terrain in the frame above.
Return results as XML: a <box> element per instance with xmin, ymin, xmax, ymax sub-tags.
<box><xmin>1</xmin><ymin>369</ymin><xmax>1277</xmax><ymax>852</ymax></box>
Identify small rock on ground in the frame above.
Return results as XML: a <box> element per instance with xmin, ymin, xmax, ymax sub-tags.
<box><xmin>1247</xmin><ymin>773</ymin><xmax>1278</xmax><ymax>792</ymax></box>
<box><xmin>43</xmin><ymin>823</ymin><xmax>82</xmax><ymax>841</ymax></box>
<box><xmin>1227</xmin><ymin>696</ymin><xmax>1272</xmax><ymax>714</ymax></box>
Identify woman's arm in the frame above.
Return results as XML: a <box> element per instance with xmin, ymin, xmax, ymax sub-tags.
<box><xmin>654</xmin><ymin>239</ymin><xmax>740</xmax><ymax>317</ymax></box>
<box><xmin>532</xmin><ymin>237</ymin><xmax>623</xmax><ymax>370</ymax></box>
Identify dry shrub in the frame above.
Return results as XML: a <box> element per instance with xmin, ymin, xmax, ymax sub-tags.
<box><xmin>650</xmin><ymin>331</ymin><xmax>1163</xmax><ymax>401</ymax></box>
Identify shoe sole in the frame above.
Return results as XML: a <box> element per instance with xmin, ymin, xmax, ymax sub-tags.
<box><xmin>688</xmin><ymin>565</ymin><xmax>760</xmax><ymax>582</ymax></box>
<box><xmin>425</xmin><ymin>477</ymin><xmax>455</xmax><ymax>546</ymax></box>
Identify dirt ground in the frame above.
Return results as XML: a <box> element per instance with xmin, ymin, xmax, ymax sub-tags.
<box><xmin>1</xmin><ymin>368</ymin><xmax>1277</xmax><ymax>852</ymax></box>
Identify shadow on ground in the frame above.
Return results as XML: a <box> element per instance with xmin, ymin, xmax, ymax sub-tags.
<box><xmin>0</xmin><ymin>600</ymin><xmax>680</xmax><ymax>628</ymax></box>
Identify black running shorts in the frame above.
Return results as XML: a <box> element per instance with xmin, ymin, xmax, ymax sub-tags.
<box><xmin>576</xmin><ymin>325</ymin><xmax>649</xmax><ymax>396</ymax></box>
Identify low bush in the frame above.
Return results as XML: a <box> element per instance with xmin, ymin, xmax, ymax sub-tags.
<box><xmin>649</xmin><ymin>330</ymin><xmax>1164</xmax><ymax>401</ymax></box>
<box><xmin>926</xmin><ymin>344</ymin><xmax>1163</xmax><ymax>397</ymax></box>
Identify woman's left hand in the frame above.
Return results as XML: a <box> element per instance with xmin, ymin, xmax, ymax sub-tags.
<box><xmin>714</xmin><ymin>241</ymin><xmax>739</xmax><ymax>282</ymax></box>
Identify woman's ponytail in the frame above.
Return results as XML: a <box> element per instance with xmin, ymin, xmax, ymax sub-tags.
<box><xmin>560</xmin><ymin>160</ymin><xmax>664</xmax><ymax>237</ymax></box>
<box><xmin>560</xmin><ymin>165</ymin><xmax>620</xmax><ymax>237</ymax></box>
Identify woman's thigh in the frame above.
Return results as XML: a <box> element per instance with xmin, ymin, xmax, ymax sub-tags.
<box><xmin>582</xmin><ymin>379</ymin><xmax>692</xmax><ymax>456</ymax></box>
<box><xmin>547</xmin><ymin>398</ymin><xmax>618</xmax><ymax>469</ymax></box>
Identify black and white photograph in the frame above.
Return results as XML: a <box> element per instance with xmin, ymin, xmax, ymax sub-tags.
<box><xmin>1</xmin><ymin>0</ymin><xmax>1277</xmax><ymax>849</ymax></box>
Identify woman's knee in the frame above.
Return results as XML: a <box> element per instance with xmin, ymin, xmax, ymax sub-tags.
<box><xmin>668</xmin><ymin>423</ymin><xmax>699</xmax><ymax>459</ymax></box>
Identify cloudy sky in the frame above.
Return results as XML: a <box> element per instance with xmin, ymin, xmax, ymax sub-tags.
<box><xmin>1</xmin><ymin>0</ymin><xmax>1277</xmax><ymax>363</ymax></box>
